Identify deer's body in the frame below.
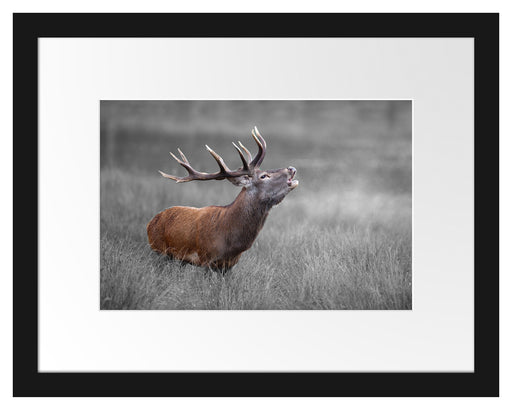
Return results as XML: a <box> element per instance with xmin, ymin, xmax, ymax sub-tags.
<box><xmin>148</xmin><ymin>188</ymin><xmax>271</xmax><ymax>270</ymax></box>
<box><xmin>147</xmin><ymin>127</ymin><xmax>298</xmax><ymax>271</ymax></box>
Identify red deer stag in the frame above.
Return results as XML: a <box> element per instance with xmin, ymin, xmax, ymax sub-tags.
<box><xmin>147</xmin><ymin>127</ymin><xmax>298</xmax><ymax>271</ymax></box>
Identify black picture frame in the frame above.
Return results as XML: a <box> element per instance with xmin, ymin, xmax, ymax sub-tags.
<box><xmin>13</xmin><ymin>13</ymin><xmax>499</xmax><ymax>397</ymax></box>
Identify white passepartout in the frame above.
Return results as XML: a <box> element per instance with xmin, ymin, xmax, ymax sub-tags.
<box><xmin>38</xmin><ymin>38</ymin><xmax>473</xmax><ymax>372</ymax></box>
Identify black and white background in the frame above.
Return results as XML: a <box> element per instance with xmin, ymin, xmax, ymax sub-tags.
<box><xmin>100</xmin><ymin>100</ymin><xmax>412</xmax><ymax>310</ymax></box>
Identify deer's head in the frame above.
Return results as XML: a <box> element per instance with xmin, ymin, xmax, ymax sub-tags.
<box><xmin>159</xmin><ymin>127</ymin><xmax>298</xmax><ymax>206</ymax></box>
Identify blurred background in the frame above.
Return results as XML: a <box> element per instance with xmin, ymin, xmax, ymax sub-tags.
<box><xmin>100</xmin><ymin>100</ymin><xmax>412</xmax><ymax>310</ymax></box>
<box><xmin>101</xmin><ymin>100</ymin><xmax>411</xmax><ymax>197</ymax></box>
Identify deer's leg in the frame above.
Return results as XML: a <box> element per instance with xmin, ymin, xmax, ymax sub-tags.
<box><xmin>208</xmin><ymin>255</ymin><xmax>241</xmax><ymax>274</ymax></box>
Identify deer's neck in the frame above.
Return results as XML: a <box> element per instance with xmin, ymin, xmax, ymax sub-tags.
<box><xmin>223</xmin><ymin>188</ymin><xmax>271</xmax><ymax>252</ymax></box>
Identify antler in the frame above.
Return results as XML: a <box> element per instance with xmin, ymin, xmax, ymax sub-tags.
<box><xmin>250</xmin><ymin>126</ymin><xmax>266</xmax><ymax>168</ymax></box>
<box><xmin>159</xmin><ymin>127</ymin><xmax>267</xmax><ymax>183</ymax></box>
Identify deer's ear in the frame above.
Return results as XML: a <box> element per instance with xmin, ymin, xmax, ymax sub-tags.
<box><xmin>227</xmin><ymin>175</ymin><xmax>252</xmax><ymax>187</ymax></box>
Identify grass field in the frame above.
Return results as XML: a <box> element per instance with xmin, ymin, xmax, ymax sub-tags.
<box><xmin>100</xmin><ymin>101</ymin><xmax>412</xmax><ymax>310</ymax></box>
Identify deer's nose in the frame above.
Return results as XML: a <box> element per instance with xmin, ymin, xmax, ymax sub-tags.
<box><xmin>288</xmin><ymin>166</ymin><xmax>296</xmax><ymax>175</ymax></box>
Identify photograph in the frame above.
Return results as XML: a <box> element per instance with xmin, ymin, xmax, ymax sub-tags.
<box><xmin>100</xmin><ymin>100</ymin><xmax>412</xmax><ymax>310</ymax></box>
<box><xmin>11</xmin><ymin>10</ymin><xmax>500</xmax><ymax>400</ymax></box>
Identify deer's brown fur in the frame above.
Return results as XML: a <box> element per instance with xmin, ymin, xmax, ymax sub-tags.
<box><xmin>146</xmin><ymin>128</ymin><xmax>298</xmax><ymax>271</ymax></box>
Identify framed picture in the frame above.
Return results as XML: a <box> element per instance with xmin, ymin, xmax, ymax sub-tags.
<box><xmin>13</xmin><ymin>13</ymin><xmax>499</xmax><ymax>396</ymax></box>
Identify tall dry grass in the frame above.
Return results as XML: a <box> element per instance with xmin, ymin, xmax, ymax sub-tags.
<box><xmin>101</xmin><ymin>172</ymin><xmax>411</xmax><ymax>310</ymax></box>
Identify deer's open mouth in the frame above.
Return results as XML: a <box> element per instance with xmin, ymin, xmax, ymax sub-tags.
<box><xmin>287</xmin><ymin>169</ymin><xmax>298</xmax><ymax>188</ymax></box>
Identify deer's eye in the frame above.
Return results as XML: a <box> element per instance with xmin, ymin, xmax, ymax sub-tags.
<box><xmin>260</xmin><ymin>174</ymin><xmax>269</xmax><ymax>179</ymax></box>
